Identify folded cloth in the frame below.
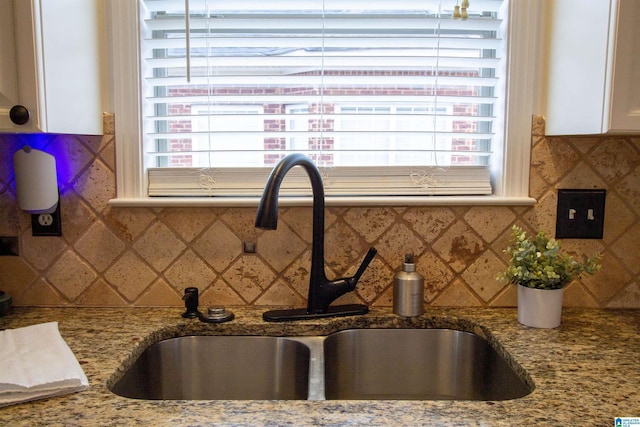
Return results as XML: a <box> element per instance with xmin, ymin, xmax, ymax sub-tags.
<box><xmin>0</xmin><ymin>322</ymin><xmax>89</xmax><ymax>407</ymax></box>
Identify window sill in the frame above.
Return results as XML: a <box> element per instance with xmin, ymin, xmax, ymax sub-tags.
<box><xmin>108</xmin><ymin>195</ymin><xmax>536</xmax><ymax>208</ymax></box>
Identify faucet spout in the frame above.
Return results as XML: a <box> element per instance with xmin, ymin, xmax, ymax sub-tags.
<box><xmin>256</xmin><ymin>153</ymin><xmax>376</xmax><ymax>321</ymax></box>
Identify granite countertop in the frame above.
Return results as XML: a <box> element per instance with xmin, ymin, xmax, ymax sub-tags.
<box><xmin>0</xmin><ymin>306</ymin><xmax>639</xmax><ymax>426</ymax></box>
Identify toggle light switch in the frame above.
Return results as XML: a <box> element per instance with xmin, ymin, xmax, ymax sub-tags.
<box><xmin>555</xmin><ymin>189</ymin><xmax>606</xmax><ymax>239</ymax></box>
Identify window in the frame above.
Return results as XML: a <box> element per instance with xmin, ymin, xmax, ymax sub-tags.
<box><xmin>108</xmin><ymin>0</ymin><xmax>541</xmax><ymax>205</ymax></box>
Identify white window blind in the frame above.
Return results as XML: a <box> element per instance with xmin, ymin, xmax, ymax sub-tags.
<box><xmin>141</xmin><ymin>0</ymin><xmax>505</xmax><ymax>197</ymax></box>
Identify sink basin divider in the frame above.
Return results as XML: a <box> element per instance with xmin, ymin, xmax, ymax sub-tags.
<box><xmin>289</xmin><ymin>336</ymin><xmax>326</xmax><ymax>401</ymax></box>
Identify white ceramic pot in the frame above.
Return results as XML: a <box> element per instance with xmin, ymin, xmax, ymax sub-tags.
<box><xmin>517</xmin><ymin>284</ymin><xmax>564</xmax><ymax>328</ymax></box>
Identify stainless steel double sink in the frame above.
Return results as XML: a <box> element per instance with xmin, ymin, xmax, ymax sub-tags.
<box><xmin>110</xmin><ymin>328</ymin><xmax>533</xmax><ymax>401</ymax></box>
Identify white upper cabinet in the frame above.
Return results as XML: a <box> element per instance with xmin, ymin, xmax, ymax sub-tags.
<box><xmin>544</xmin><ymin>0</ymin><xmax>640</xmax><ymax>135</ymax></box>
<box><xmin>0</xmin><ymin>0</ymin><xmax>103</xmax><ymax>134</ymax></box>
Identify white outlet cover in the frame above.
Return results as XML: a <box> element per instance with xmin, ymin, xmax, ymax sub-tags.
<box><xmin>38</xmin><ymin>214</ymin><xmax>54</xmax><ymax>226</ymax></box>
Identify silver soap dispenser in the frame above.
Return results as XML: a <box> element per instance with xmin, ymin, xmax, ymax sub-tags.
<box><xmin>393</xmin><ymin>254</ymin><xmax>425</xmax><ymax>318</ymax></box>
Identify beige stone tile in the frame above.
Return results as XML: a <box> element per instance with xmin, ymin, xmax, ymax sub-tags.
<box><xmin>588</xmin><ymin>138</ymin><xmax>640</xmax><ymax>184</ymax></box>
<box><xmin>163</xmin><ymin>249</ymin><xmax>217</xmax><ymax>294</ymax></box>
<box><xmin>48</xmin><ymin>134</ymin><xmax>94</xmax><ymax>184</ymax></box>
<box><xmin>371</xmin><ymin>283</ymin><xmax>393</xmax><ymax>307</ymax></box>
<box><xmin>432</xmin><ymin>221</ymin><xmax>485</xmax><ymax>273</ymax></box>
<box><xmin>102</xmin><ymin>113</ymin><xmax>115</xmax><ymax>135</ymax></box>
<box><xmin>557</xmin><ymin>238</ymin><xmax>604</xmax><ymax>271</ymax></box>
<box><xmin>222</xmin><ymin>256</ymin><xmax>276</xmax><ymax>303</ymax></box>
<box><xmin>463</xmin><ymin>207</ymin><xmax>515</xmax><ymax>243</ymax></box>
<box><xmin>20</xmin><ymin>232</ymin><xmax>67</xmax><ymax>271</ymax></box>
<box><xmin>0</xmin><ymin>135</ymin><xmax>21</xmax><ymax>184</ymax></box>
<box><xmin>47</xmin><ymin>250</ymin><xmax>97</xmax><ymax>300</ymax></box>
<box><xmin>60</xmin><ymin>194</ymin><xmax>96</xmax><ymax>244</ymax></box>
<box><xmin>557</xmin><ymin>161</ymin><xmax>607</xmax><ymax>189</ymax></box>
<box><xmin>631</xmin><ymin>137</ymin><xmax>640</xmax><ymax>149</ymax></box>
<box><xmin>511</xmin><ymin>206</ymin><xmax>530</xmax><ymax>215</ymax></box>
<box><xmin>254</xmin><ymin>279</ymin><xmax>306</xmax><ymax>306</ymax></box>
<box><xmin>257</xmin><ymin>220</ymin><xmax>306</xmax><ymax>272</ymax></box>
<box><xmin>402</xmin><ymin>207</ymin><xmax>456</xmax><ymax>243</ymax></box>
<box><xmin>133</xmin><ymin>221</ymin><xmax>186</xmax><ymax>272</ymax></box>
<box><xmin>606</xmin><ymin>282</ymin><xmax>640</xmax><ymax>308</ymax></box>
<box><xmin>531</xmin><ymin>135</ymin><xmax>545</xmax><ymax>149</ymax></box>
<box><xmin>104</xmin><ymin>252</ymin><xmax>157</xmax><ymax>301</ymax></box>
<box><xmin>325</xmin><ymin>221</ymin><xmax>369</xmax><ymax>276</ymax></box>
<box><xmin>451</xmin><ymin>206</ymin><xmax>470</xmax><ymax>216</ymax></box>
<box><xmin>200</xmin><ymin>280</ymin><xmax>246</xmax><ymax>307</ymax></box>
<box><xmin>194</xmin><ymin>220</ymin><xmax>242</xmax><ymax>272</ymax></box>
<box><xmin>81</xmin><ymin>134</ymin><xmax>110</xmax><ymax>156</ymax></box>
<box><xmin>0</xmin><ymin>192</ymin><xmax>21</xmax><ymax>235</ymax></box>
<box><xmin>99</xmin><ymin>137</ymin><xmax>116</xmax><ymax>171</ymax></box>
<box><xmin>602</xmin><ymin>193</ymin><xmax>635</xmax><ymax>244</ymax></box>
<box><xmin>342</xmin><ymin>207</ymin><xmax>397</xmax><ymax>243</ymax></box>
<box><xmin>461</xmin><ymin>251</ymin><xmax>508</xmax><ymax>302</ymax></box>
<box><xmin>491</xmin><ymin>225</ymin><xmax>522</xmax><ymax>264</ymax></box>
<box><xmin>567</xmin><ymin>136</ymin><xmax>606</xmax><ymax>154</ymax></box>
<box><xmin>159</xmin><ymin>208</ymin><xmax>217</xmax><ymax>242</ymax></box>
<box><xmin>617</xmin><ymin>167</ymin><xmax>640</xmax><ymax>215</ymax></box>
<box><xmin>374</xmin><ymin>222</ymin><xmax>426</xmax><ymax>269</ymax></box>
<box><xmin>431</xmin><ymin>280</ymin><xmax>482</xmax><ymax>307</ymax></box>
<box><xmin>18</xmin><ymin>279</ymin><xmax>70</xmax><ymax>306</ymax></box>
<box><xmin>75</xmin><ymin>279</ymin><xmax>128</xmax><ymax>306</ymax></box>
<box><xmin>73</xmin><ymin>159</ymin><xmax>116</xmax><ymax>213</ymax></box>
<box><xmin>135</xmin><ymin>279</ymin><xmax>182</xmax><ymax>307</ymax></box>
<box><xmin>278</xmin><ymin>207</ymin><xmax>311</xmax><ymax>243</ymax></box>
<box><xmin>528</xmin><ymin>167</ymin><xmax>549</xmax><ymax>200</ymax></box>
<box><xmin>280</xmin><ymin>206</ymin><xmax>324</xmax><ymax>244</ymax></box>
<box><xmin>0</xmin><ymin>257</ymin><xmax>38</xmax><ymax>299</ymax></box>
<box><xmin>563</xmin><ymin>282</ymin><xmax>599</xmax><ymax>307</ymax></box>
<box><xmin>531</xmin><ymin>115</ymin><xmax>545</xmax><ymax>136</ymax></box>
<box><xmin>388</xmin><ymin>206</ymin><xmax>406</xmax><ymax>215</ymax></box>
<box><xmin>354</xmin><ymin>257</ymin><xmax>394</xmax><ymax>304</ymax></box>
<box><xmin>581</xmin><ymin>254</ymin><xmax>631</xmax><ymax>303</ymax></box>
<box><xmin>530</xmin><ymin>138</ymin><xmax>580</xmax><ymax>184</ymax></box>
<box><xmin>490</xmin><ymin>285</ymin><xmax>517</xmax><ymax>307</ymax></box>
<box><xmin>220</xmin><ymin>208</ymin><xmax>259</xmax><ymax>240</ymax></box>
<box><xmin>103</xmin><ymin>206</ymin><xmax>156</xmax><ymax>242</ymax></box>
<box><xmin>522</xmin><ymin>191</ymin><xmax>557</xmax><ymax>235</ymax></box>
<box><xmin>74</xmin><ymin>221</ymin><xmax>125</xmax><ymax>272</ymax></box>
<box><xmin>417</xmin><ymin>251</ymin><xmax>455</xmax><ymax>302</ymax></box>
<box><xmin>332</xmin><ymin>290</ymin><xmax>366</xmax><ymax>307</ymax></box>
<box><xmin>611</xmin><ymin>223</ymin><xmax>640</xmax><ymax>275</ymax></box>
<box><xmin>282</xmin><ymin>249</ymin><xmax>312</xmax><ymax>297</ymax></box>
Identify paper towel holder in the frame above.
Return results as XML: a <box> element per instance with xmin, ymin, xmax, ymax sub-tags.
<box><xmin>13</xmin><ymin>146</ymin><xmax>59</xmax><ymax>214</ymax></box>
<box><xmin>13</xmin><ymin>146</ymin><xmax>62</xmax><ymax>236</ymax></box>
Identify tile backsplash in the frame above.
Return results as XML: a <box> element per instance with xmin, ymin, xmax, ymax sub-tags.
<box><xmin>1</xmin><ymin>115</ymin><xmax>639</xmax><ymax>308</ymax></box>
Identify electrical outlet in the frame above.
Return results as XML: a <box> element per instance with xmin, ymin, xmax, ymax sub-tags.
<box><xmin>555</xmin><ymin>189</ymin><xmax>606</xmax><ymax>239</ymax></box>
<box><xmin>31</xmin><ymin>203</ymin><xmax>62</xmax><ymax>236</ymax></box>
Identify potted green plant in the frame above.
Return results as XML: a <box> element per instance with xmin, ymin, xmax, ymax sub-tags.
<box><xmin>497</xmin><ymin>225</ymin><xmax>601</xmax><ymax>328</ymax></box>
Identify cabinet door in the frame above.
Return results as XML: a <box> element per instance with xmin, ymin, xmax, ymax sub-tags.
<box><xmin>608</xmin><ymin>0</ymin><xmax>640</xmax><ymax>132</ymax></box>
<box><xmin>0</xmin><ymin>0</ymin><xmax>103</xmax><ymax>134</ymax></box>
<box><xmin>544</xmin><ymin>0</ymin><xmax>612</xmax><ymax>135</ymax></box>
<box><xmin>0</xmin><ymin>0</ymin><xmax>21</xmax><ymax>130</ymax></box>
<box><xmin>545</xmin><ymin>0</ymin><xmax>640</xmax><ymax>135</ymax></box>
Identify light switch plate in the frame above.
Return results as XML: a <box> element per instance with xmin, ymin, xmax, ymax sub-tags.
<box><xmin>555</xmin><ymin>189</ymin><xmax>606</xmax><ymax>239</ymax></box>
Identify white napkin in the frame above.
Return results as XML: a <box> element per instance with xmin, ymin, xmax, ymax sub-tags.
<box><xmin>0</xmin><ymin>322</ymin><xmax>89</xmax><ymax>407</ymax></box>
